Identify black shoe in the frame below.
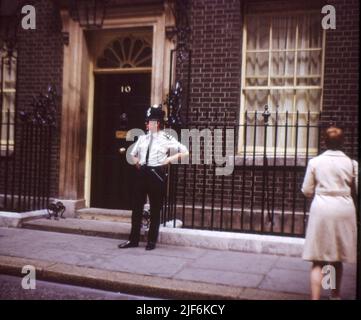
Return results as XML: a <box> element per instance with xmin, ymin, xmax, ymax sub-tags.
<box><xmin>145</xmin><ymin>242</ymin><xmax>156</xmax><ymax>251</ymax></box>
<box><xmin>118</xmin><ymin>241</ymin><xmax>138</xmax><ymax>249</ymax></box>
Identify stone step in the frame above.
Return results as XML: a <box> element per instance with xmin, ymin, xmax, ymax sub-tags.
<box><xmin>76</xmin><ymin>208</ymin><xmax>132</xmax><ymax>223</ymax></box>
<box><xmin>74</xmin><ymin>207</ymin><xmax>307</xmax><ymax>236</ymax></box>
<box><xmin>21</xmin><ymin>217</ymin><xmax>304</xmax><ymax>257</ymax></box>
<box><xmin>22</xmin><ymin>217</ymin><xmax>141</xmax><ymax>240</ymax></box>
<box><xmin>21</xmin><ymin>217</ymin><xmax>181</xmax><ymax>241</ymax></box>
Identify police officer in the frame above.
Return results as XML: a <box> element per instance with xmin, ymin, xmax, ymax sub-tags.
<box><xmin>118</xmin><ymin>104</ymin><xmax>189</xmax><ymax>250</ymax></box>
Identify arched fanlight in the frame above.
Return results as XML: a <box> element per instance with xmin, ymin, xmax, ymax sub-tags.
<box><xmin>97</xmin><ymin>35</ymin><xmax>152</xmax><ymax>69</ymax></box>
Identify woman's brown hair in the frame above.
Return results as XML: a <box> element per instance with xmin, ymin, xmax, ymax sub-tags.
<box><xmin>325</xmin><ymin>126</ymin><xmax>344</xmax><ymax>150</ymax></box>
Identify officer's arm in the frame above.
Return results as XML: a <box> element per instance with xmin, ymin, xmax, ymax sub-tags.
<box><xmin>164</xmin><ymin>136</ymin><xmax>189</xmax><ymax>165</ymax></box>
<box><xmin>129</xmin><ymin>137</ymin><xmax>141</xmax><ymax>168</ymax></box>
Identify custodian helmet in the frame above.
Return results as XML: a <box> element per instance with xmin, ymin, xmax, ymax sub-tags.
<box><xmin>145</xmin><ymin>104</ymin><xmax>165</xmax><ymax>122</ymax></box>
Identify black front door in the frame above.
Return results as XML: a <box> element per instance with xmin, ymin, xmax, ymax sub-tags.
<box><xmin>91</xmin><ymin>73</ymin><xmax>151</xmax><ymax>209</ymax></box>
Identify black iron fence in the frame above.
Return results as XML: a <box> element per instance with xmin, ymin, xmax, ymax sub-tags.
<box><xmin>162</xmin><ymin>107</ymin><xmax>358</xmax><ymax>237</ymax></box>
<box><xmin>0</xmin><ymin>86</ymin><xmax>58</xmax><ymax>212</ymax></box>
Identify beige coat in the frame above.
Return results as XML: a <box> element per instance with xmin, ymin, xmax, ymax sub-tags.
<box><xmin>302</xmin><ymin>150</ymin><xmax>358</xmax><ymax>263</ymax></box>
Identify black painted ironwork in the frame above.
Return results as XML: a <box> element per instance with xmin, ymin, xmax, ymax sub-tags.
<box><xmin>47</xmin><ymin>201</ymin><xmax>66</xmax><ymax>220</ymax></box>
<box><xmin>162</xmin><ymin>0</ymin><xmax>192</xmax><ymax>229</ymax></box>
<box><xmin>1</xmin><ymin>85</ymin><xmax>59</xmax><ymax>213</ymax></box>
<box><xmin>19</xmin><ymin>85</ymin><xmax>59</xmax><ymax>126</ymax></box>
<box><xmin>165</xmin><ymin>81</ymin><xmax>185</xmax><ymax>130</ymax></box>
<box><xmin>142</xmin><ymin>206</ymin><xmax>151</xmax><ymax>229</ymax></box>
<box><xmin>163</xmin><ymin>105</ymin><xmax>358</xmax><ymax>238</ymax></box>
<box><xmin>165</xmin><ymin>0</ymin><xmax>191</xmax><ymax>64</ymax></box>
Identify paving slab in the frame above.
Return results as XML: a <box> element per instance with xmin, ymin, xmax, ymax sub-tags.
<box><xmin>188</xmin><ymin>250</ymin><xmax>279</xmax><ymax>274</ymax></box>
<box><xmin>174</xmin><ymin>267</ymin><xmax>264</xmax><ymax>288</ymax></box>
<box><xmin>274</xmin><ymin>256</ymin><xmax>312</xmax><ymax>272</ymax></box>
<box><xmin>259</xmin><ymin>268</ymin><xmax>311</xmax><ymax>295</ymax></box>
<box><xmin>258</xmin><ymin>268</ymin><xmax>356</xmax><ymax>299</ymax></box>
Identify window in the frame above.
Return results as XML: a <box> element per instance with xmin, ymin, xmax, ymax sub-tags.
<box><xmin>96</xmin><ymin>35</ymin><xmax>152</xmax><ymax>71</ymax></box>
<box><xmin>240</xmin><ymin>11</ymin><xmax>325</xmax><ymax>156</ymax></box>
<box><xmin>0</xmin><ymin>46</ymin><xmax>17</xmax><ymax>155</ymax></box>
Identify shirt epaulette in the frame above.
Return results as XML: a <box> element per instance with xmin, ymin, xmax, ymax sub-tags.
<box><xmin>162</xmin><ymin>132</ymin><xmax>173</xmax><ymax>140</ymax></box>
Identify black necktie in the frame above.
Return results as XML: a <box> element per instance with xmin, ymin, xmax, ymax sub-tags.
<box><xmin>145</xmin><ymin>133</ymin><xmax>153</xmax><ymax>165</ymax></box>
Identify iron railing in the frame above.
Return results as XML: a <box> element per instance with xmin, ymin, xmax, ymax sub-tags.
<box><xmin>0</xmin><ymin>86</ymin><xmax>58</xmax><ymax>212</ymax></box>
<box><xmin>162</xmin><ymin>107</ymin><xmax>358</xmax><ymax>238</ymax></box>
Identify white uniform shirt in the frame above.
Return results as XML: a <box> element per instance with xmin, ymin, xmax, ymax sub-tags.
<box><xmin>130</xmin><ymin>131</ymin><xmax>188</xmax><ymax>167</ymax></box>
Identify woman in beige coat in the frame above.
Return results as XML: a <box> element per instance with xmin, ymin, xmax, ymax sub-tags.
<box><xmin>302</xmin><ymin>126</ymin><xmax>358</xmax><ymax>300</ymax></box>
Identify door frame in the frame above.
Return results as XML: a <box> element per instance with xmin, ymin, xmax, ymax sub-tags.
<box><xmin>83</xmin><ymin>9</ymin><xmax>175</xmax><ymax>207</ymax></box>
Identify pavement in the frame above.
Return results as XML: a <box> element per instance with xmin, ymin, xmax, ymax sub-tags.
<box><xmin>0</xmin><ymin>227</ymin><xmax>357</xmax><ymax>300</ymax></box>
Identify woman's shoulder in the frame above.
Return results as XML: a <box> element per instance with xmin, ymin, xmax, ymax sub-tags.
<box><xmin>308</xmin><ymin>156</ymin><xmax>319</xmax><ymax>166</ymax></box>
<box><xmin>316</xmin><ymin>150</ymin><xmax>358</xmax><ymax>166</ymax></box>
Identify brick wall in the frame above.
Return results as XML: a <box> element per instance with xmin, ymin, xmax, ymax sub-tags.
<box><xmin>16</xmin><ymin>0</ymin><xmax>63</xmax><ymax>198</ymax></box>
<box><xmin>171</xmin><ymin>0</ymin><xmax>359</xmax><ymax>233</ymax></box>
<box><xmin>185</xmin><ymin>0</ymin><xmax>242</xmax><ymax>126</ymax></box>
<box><xmin>321</xmin><ymin>0</ymin><xmax>359</xmax><ymax>156</ymax></box>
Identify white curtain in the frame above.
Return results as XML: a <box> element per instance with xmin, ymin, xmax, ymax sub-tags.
<box><xmin>244</xmin><ymin>13</ymin><xmax>322</xmax><ymax>155</ymax></box>
<box><xmin>1</xmin><ymin>53</ymin><xmax>17</xmax><ymax>145</ymax></box>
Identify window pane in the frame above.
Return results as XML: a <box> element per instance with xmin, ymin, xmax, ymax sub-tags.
<box><xmin>1</xmin><ymin>113</ymin><xmax>15</xmax><ymax>143</ymax></box>
<box><xmin>244</xmin><ymin>90</ymin><xmax>268</xmax><ymax>112</ymax></box>
<box><xmin>295</xmin><ymin>89</ymin><xmax>321</xmax><ymax>114</ymax></box>
<box><xmin>295</xmin><ymin>89</ymin><xmax>321</xmax><ymax>152</ymax></box>
<box><xmin>2</xmin><ymin>92</ymin><xmax>15</xmax><ymax>112</ymax></box>
<box><xmin>298</xmin><ymin>14</ymin><xmax>323</xmax><ymax>49</ymax></box>
<box><xmin>246</xmin><ymin>16</ymin><xmax>270</xmax><ymax>50</ymax></box>
<box><xmin>270</xmin><ymin>51</ymin><xmax>295</xmax><ymax>86</ymax></box>
<box><xmin>1</xmin><ymin>93</ymin><xmax>15</xmax><ymax>148</ymax></box>
<box><xmin>135</xmin><ymin>46</ymin><xmax>152</xmax><ymax>67</ymax></box>
<box><xmin>272</xmin><ymin>16</ymin><xmax>297</xmax><ymax>50</ymax></box>
<box><xmin>269</xmin><ymin>89</ymin><xmax>294</xmax><ymax>113</ymax></box>
<box><xmin>269</xmin><ymin>90</ymin><xmax>294</xmax><ymax>151</ymax></box>
<box><xmin>296</xmin><ymin>50</ymin><xmax>322</xmax><ymax>84</ymax></box>
<box><xmin>3</xmin><ymin>57</ymin><xmax>17</xmax><ymax>89</ymax></box>
<box><xmin>113</xmin><ymin>40</ymin><xmax>124</xmax><ymax>61</ymax></box>
<box><xmin>296</xmin><ymin>112</ymin><xmax>320</xmax><ymax>152</ymax></box>
<box><xmin>246</xmin><ymin>52</ymin><xmax>268</xmax><ymax>86</ymax></box>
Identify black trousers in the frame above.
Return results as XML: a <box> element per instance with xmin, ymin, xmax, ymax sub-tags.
<box><xmin>129</xmin><ymin>165</ymin><xmax>167</xmax><ymax>244</ymax></box>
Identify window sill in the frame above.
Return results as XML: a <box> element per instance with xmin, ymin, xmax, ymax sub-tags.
<box><xmin>0</xmin><ymin>148</ymin><xmax>15</xmax><ymax>158</ymax></box>
<box><xmin>229</xmin><ymin>155</ymin><xmax>314</xmax><ymax>167</ymax></box>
